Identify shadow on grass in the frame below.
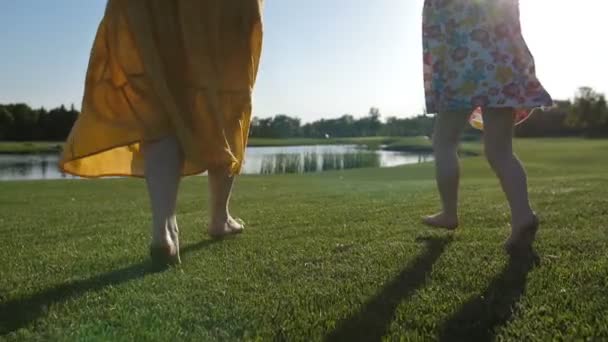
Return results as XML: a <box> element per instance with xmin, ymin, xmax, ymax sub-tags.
<box><xmin>438</xmin><ymin>249</ymin><xmax>540</xmax><ymax>341</ymax></box>
<box><xmin>326</xmin><ymin>236</ymin><xmax>453</xmax><ymax>341</ymax></box>
<box><xmin>0</xmin><ymin>239</ymin><xmax>221</xmax><ymax>335</ymax></box>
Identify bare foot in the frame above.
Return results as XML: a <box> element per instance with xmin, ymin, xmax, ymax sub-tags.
<box><xmin>422</xmin><ymin>212</ymin><xmax>459</xmax><ymax>230</ymax></box>
<box><xmin>167</xmin><ymin>220</ymin><xmax>181</xmax><ymax>264</ymax></box>
<box><xmin>149</xmin><ymin>241</ymin><xmax>180</xmax><ymax>266</ymax></box>
<box><xmin>504</xmin><ymin>213</ymin><xmax>539</xmax><ymax>254</ymax></box>
<box><xmin>208</xmin><ymin>215</ymin><xmax>245</xmax><ymax>238</ymax></box>
<box><xmin>150</xmin><ymin>219</ymin><xmax>181</xmax><ymax>265</ymax></box>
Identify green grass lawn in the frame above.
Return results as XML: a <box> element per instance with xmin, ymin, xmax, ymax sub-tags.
<box><xmin>1</xmin><ymin>138</ymin><xmax>607</xmax><ymax>341</ymax></box>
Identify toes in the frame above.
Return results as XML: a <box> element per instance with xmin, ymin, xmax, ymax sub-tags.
<box><xmin>208</xmin><ymin>224</ymin><xmax>244</xmax><ymax>239</ymax></box>
<box><xmin>208</xmin><ymin>216</ymin><xmax>246</xmax><ymax>239</ymax></box>
<box><xmin>228</xmin><ymin>217</ymin><xmax>245</xmax><ymax>229</ymax></box>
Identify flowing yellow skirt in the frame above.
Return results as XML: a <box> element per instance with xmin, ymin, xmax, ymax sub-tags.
<box><xmin>60</xmin><ymin>0</ymin><xmax>264</xmax><ymax>178</ymax></box>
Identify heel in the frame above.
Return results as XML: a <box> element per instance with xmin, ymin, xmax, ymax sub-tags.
<box><xmin>150</xmin><ymin>244</ymin><xmax>180</xmax><ymax>266</ymax></box>
<box><xmin>504</xmin><ymin>214</ymin><xmax>539</xmax><ymax>255</ymax></box>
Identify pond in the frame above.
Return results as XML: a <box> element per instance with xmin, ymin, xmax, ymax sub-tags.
<box><xmin>0</xmin><ymin>145</ymin><xmax>433</xmax><ymax>181</ymax></box>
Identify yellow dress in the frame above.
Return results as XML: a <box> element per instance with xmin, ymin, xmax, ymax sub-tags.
<box><xmin>60</xmin><ymin>0</ymin><xmax>264</xmax><ymax>178</ymax></box>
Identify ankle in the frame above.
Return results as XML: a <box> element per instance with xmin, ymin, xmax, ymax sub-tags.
<box><xmin>167</xmin><ymin>216</ymin><xmax>179</xmax><ymax>232</ymax></box>
<box><xmin>152</xmin><ymin>219</ymin><xmax>174</xmax><ymax>245</ymax></box>
<box><xmin>512</xmin><ymin>211</ymin><xmax>536</xmax><ymax>229</ymax></box>
<box><xmin>151</xmin><ymin>234</ymin><xmax>172</xmax><ymax>247</ymax></box>
<box><xmin>211</xmin><ymin>211</ymin><xmax>229</xmax><ymax>224</ymax></box>
<box><xmin>440</xmin><ymin>210</ymin><xmax>458</xmax><ymax>220</ymax></box>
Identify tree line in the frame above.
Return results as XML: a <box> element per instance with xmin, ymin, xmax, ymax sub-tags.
<box><xmin>1</xmin><ymin>87</ymin><xmax>607</xmax><ymax>141</ymax></box>
<box><xmin>250</xmin><ymin>107</ymin><xmax>437</xmax><ymax>138</ymax></box>
<box><xmin>0</xmin><ymin>103</ymin><xmax>79</xmax><ymax>141</ymax></box>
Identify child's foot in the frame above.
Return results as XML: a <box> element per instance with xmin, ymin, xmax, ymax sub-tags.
<box><xmin>422</xmin><ymin>212</ymin><xmax>459</xmax><ymax>230</ymax></box>
<box><xmin>167</xmin><ymin>220</ymin><xmax>181</xmax><ymax>263</ymax></box>
<box><xmin>208</xmin><ymin>215</ymin><xmax>245</xmax><ymax>238</ymax></box>
<box><xmin>150</xmin><ymin>220</ymin><xmax>181</xmax><ymax>266</ymax></box>
<box><xmin>504</xmin><ymin>213</ymin><xmax>539</xmax><ymax>254</ymax></box>
<box><xmin>149</xmin><ymin>241</ymin><xmax>180</xmax><ymax>266</ymax></box>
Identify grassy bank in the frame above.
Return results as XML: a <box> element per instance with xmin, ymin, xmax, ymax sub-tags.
<box><xmin>0</xmin><ymin>137</ymin><xmax>437</xmax><ymax>154</ymax></box>
<box><xmin>248</xmin><ymin>136</ymin><xmax>437</xmax><ymax>152</ymax></box>
<box><xmin>0</xmin><ymin>141</ymin><xmax>63</xmax><ymax>154</ymax></box>
<box><xmin>1</xmin><ymin>138</ymin><xmax>607</xmax><ymax>340</ymax></box>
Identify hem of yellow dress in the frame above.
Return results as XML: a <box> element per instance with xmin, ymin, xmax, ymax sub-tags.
<box><xmin>57</xmin><ymin>168</ymin><xmax>207</xmax><ymax>180</ymax></box>
<box><xmin>59</xmin><ymin>140</ymin><xmax>243</xmax><ymax>179</ymax></box>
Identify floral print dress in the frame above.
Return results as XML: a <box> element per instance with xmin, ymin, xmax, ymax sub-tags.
<box><xmin>423</xmin><ymin>0</ymin><xmax>553</xmax><ymax>129</ymax></box>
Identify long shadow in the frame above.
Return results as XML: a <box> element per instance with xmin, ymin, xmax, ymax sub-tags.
<box><xmin>438</xmin><ymin>250</ymin><xmax>540</xmax><ymax>341</ymax></box>
<box><xmin>326</xmin><ymin>236</ymin><xmax>452</xmax><ymax>342</ymax></box>
<box><xmin>0</xmin><ymin>239</ymin><xmax>221</xmax><ymax>335</ymax></box>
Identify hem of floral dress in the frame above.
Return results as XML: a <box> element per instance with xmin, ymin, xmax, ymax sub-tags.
<box><xmin>426</xmin><ymin>102</ymin><xmax>553</xmax><ymax>130</ymax></box>
<box><xmin>470</xmin><ymin>104</ymin><xmax>552</xmax><ymax>130</ymax></box>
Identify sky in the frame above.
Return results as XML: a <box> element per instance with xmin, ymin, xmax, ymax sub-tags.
<box><xmin>1</xmin><ymin>0</ymin><xmax>607</xmax><ymax>122</ymax></box>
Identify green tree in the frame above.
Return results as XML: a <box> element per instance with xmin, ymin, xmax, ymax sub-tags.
<box><xmin>565</xmin><ymin>87</ymin><xmax>608</xmax><ymax>137</ymax></box>
<box><xmin>5</xmin><ymin>103</ymin><xmax>39</xmax><ymax>141</ymax></box>
<box><xmin>515</xmin><ymin>100</ymin><xmax>580</xmax><ymax>138</ymax></box>
<box><xmin>355</xmin><ymin>107</ymin><xmax>382</xmax><ymax>136</ymax></box>
<box><xmin>0</xmin><ymin>107</ymin><xmax>15</xmax><ymax>140</ymax></box>
<box><xmin>270</xmin><ymin>114</ymin><xmax>301</xmax><ymax>138</ymax></box>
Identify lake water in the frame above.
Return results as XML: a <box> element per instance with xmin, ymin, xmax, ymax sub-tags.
<box><xmin>0</xmin><ymin>145</ymin><xmax>433</xmax><ymax>181</ymax></box>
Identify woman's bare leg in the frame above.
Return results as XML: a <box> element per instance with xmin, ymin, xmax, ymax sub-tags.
<box><xmin>207</xmin><ymin>168</ymin><xmax>244</xmax><ymax>238</ymax></box>
<box><xmin>144</xmin><ymin>136</ymin><xmax>182</xmax><ymax>264</ymax></box>
<box><xmin>424</xmin><ymin>111</ymin><xmax>470</xmax><ymax>229</ymax></box>
<box><xmin>482</xmin><ymin>109</ymin><xmax>537</xmax><ymax>250</ymax></box>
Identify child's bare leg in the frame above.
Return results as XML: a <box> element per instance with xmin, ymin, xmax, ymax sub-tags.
<box><xmin>424</xmin><ymin>111</ymin><xmax>470</xmax><ymax>229</ymax></box>
<box><xmin>482</xmin><ymin>109</ymin><xmax>537</xmax><ymax>249</ymax></box>
<box><xmin>144</xmin><ymin>136</ymin><xmax>182</xmax><ymax>264</ymax></box>
<box><xmin>207</xmin><ymin>168</ymin><xmax>244</xmax><ymax>238</ymax></box>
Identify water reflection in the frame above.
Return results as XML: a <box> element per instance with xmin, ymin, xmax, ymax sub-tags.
<box><xmin>242</xmin><ymin>145</ymin><xmax>433</xmax><ymax>176</ymax></box>
<box><xmin>0</xmin><ymin>145</ymin><xmax>434</xmax><ymax>181</ymax></box>
<box><xmin>0</xmin><ymin>154</ymin><xmax>76</xmax><ymax>181</ymax></box>
<box><xmin>259</xmin><ymin>152</ymin><xmax>384</xmax><ymax>175</ymax></box>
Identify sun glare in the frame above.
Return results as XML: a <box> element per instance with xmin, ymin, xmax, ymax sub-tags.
<box><xmin>519</xmin><ymin>0</ymin><xmax>608</xmax><ymax>101</ymax></box>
